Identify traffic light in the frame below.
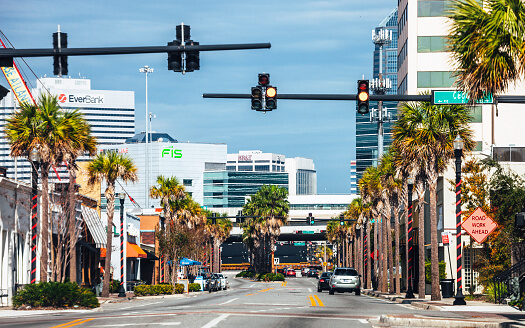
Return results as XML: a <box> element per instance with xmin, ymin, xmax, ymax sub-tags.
<box><xmin>265</xmin><ymin>86</ymin><xmax>277</xmax><ymax>110</ymax></box>
<box><xmin>186</xmin><ymin>40</ymin><xmax>200</xmax><ymax>72</ymax></box>
<box><xmin>212</xmin><ymin>213</ymin><xmax>217</xmax><ymax>224</ymax></box>
<box><xmin>236</xmin><ymin>210</ymin><xmax>243</xmax><ymax>224</ymax></box>
<box><xmin>167</xmin><ymin>40</ymin><xmax>183</xmax><ymax>72</ymax></box>
<box><xmin>357</xmin><ymin>80</ymin><xmax>370</xmax><ymax>115</ymax></box>
<box><xmin>176</xmin><ymin>24</ymin><xmax>191</xmax><ymax>43</ymax></box>
<box><xmin>52</xmin><ymin>31</ymin><xmax>68</xmax><ymax>76</ymax></box>
<box><xmin>308</xmin><ymin>213</ymin><xmax>315</xmax><ymax>225</ymax></box>
<box><xmin>258</xmin><ymin>73</ymin><xmax>270</xmax><ymax>86</ymax></box>
<box><xmin>251</xmin><ymin>87</ymin><xmax>263</xmax><ymax>110</ymax></box>
<box><xmin>340</xmin><ymin>213</ymin><xmax>345</xmax><ymax>226</ymax></box>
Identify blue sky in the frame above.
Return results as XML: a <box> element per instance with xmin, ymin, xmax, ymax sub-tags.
<box><xmin>3</xmin><ymin>0</ymin><xmax>395</xmax><ymax>194</ymax></box>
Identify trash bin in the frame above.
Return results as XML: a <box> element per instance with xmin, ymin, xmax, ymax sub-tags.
<box><xmin>440</xmin><ymin>279</ymin><xmax>454</xmax><ymax>298</ymax></box>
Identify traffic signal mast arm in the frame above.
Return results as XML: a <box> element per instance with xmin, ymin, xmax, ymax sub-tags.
<box><xmin>203</xmin><ymin>93</ymin><xmax>432</xmax><ymax>101</ymax></box>
<box><xmin>0</xmin><ymin>43</ymin><xmax>271</xmax><ymax>64</ymax></box>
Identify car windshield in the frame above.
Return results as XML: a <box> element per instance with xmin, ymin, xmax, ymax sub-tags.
<box><xmin>333</xmin><ymin>269</ymin><xmax>358</xmax><ymax>276</ymax></box>
<box><xmin>320</xmin><ymin>272</ymin><xmax>332</xmax><ymax>278</ymax></box>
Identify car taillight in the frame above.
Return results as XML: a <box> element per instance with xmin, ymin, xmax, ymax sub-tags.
<box><xmin>319</xmin><ymin>279</ymin><xmax>324</xmax><ymax>282</ymax></box>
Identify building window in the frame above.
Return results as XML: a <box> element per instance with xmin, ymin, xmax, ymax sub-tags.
<box><xmin>475</xmin><ymin>141</ymin><xmax>483</xmax><ymax>152</ymax></box>
<box><xmin>254</xmin><ymin>165</ymin><xmax>270</xmax><ymax>171</ymax></box>
<box><xmin>418</xmin><ymin>0</ymin><xmax>451</xmax><ymax>17</ymax></box>
<box><xmin>468</xmin><ymin>105</ymin><xmax>483</xmax><ymax>123</ymax></box>
<box><xmin>417</xmin><ymin>71</ymin><xmax>456</xmax><ymax>88</ymax></box>
<box><xmin>226</xmin><ymin>166</ymin><xmax>236</xmax><ymax>171</ymax></box>
<box><xmin>417</xmin><ymin>36</ymin><xmax>450</xmax><ymax>52</ymax></box>
<box><xmin>238</xmin><ymin>165</ymin><xmax>253</xmax><ymax>171</ymax></box>
<box><xmin>183</xmin><ymin>179</ymin><xmax>192</xmax><ymax>186</ymax></box>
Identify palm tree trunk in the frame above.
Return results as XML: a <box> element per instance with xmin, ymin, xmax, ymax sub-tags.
<box><xmin>68</xmin><ymin>164</ymin><xmax>78</xmax><ymax>284</ymax></box>
<box><xmin>378</xmin><ymin>213</ymin><xmax>384</xmax><ymax>292</ymax></box>
<box><xmin>366</xmin><ymin>222</ymin><xmax>372</xmax><ymax>290</ymax></box>
<box><xmin>40</xmin><ymin>162</ymin><xmax>51</xmax><ymax>282</ymax></box>
<box><xmin>428</xmin><ymin>178</ymin><xmax>441</xmax><ymax>301</ymax></box>
<box><xmin>416</xmin><ymin>184</ymin><xmax>425</xmax><ymax>299</ymax></box>
<box><xmin>374</xmin><ymin>221</ymin><xmax>378</xmax><ymax>290</ymax></box>
<box><xmin>394</xmin><ymin>207</ymin><xmax>401</xmax><ymax>295</ymax></box>
<box><xmin>383</xmin><ymin>213</ymin><xmax>388</xmax><ymax>293</ymax></box>
<box><xmin>101</xmin><ymin>183</ymin><xmax>115</xmax><ymax>297</ymax></box>
<box><xmin>387</xmin><ymin>212</ymin><xmax>393</xmax><ymax>293</ymax></box>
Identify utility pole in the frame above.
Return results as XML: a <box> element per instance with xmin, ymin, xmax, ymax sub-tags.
<box><xmin>139</xmin><ymin>65</ymin><xmax>153</xmax><ymax>209</ymax></box>
<box><xmin>371</xmin><ymin>28</ymin><xmax>392</xmax><ymax>162</ymax></box>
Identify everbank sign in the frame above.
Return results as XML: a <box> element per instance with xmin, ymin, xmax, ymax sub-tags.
<box><xmin>58</xmin><ymin>93</ymin><xmax>104</xmax><ymax>104</ymax></box>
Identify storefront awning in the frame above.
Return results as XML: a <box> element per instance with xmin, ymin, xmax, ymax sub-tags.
<box><xmin>100</xmin><ymin>242</ymin><xmax>147</xmax><ymax>258</ymax></box>
<box><xmin>81</xmin><ymin>205</ymin><xmax>106</xmax><ymax>248</ymax></box>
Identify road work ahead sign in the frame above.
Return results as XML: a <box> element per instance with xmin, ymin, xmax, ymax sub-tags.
<box><xmin>461</xmin><ymin>207</ymin><xmax>498</xmax><ymax>243</ymax></box>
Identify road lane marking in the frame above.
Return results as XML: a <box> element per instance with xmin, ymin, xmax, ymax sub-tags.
<box><xmin>201</xmin><ymin>314</ymin><xmax>230</xmax><ymax>328</ymax></box>
<box><xmin>313</xmin><ymin>295</ymin><xmax>324</xmax><ymax>307</ymax></box>
<box><xmin>51</xmin><ymin>319</ymin><xmax>93</xmax><ymax>328</ymax></box>
<box><xmin>308</xmin><ymin>288</ymin><xmax>312</xmax><ymax>292</ymax></box>
<box><xmin>281</xmin><ymin>281</ymin><xmax>287</xmax><ymax>287</ymax></box>
<box><xmin>94</xmin><ymin>324</ymin><xmax>181</xmax><ymax>327</ymax></box>
<box><xmin>358</xmin><ymin>319</ymin><xmax>368</xmax><ymax>323</ymax></box>
<box><xmin>218</xmin><ymin>297</ymin><xmax>238</xmax><ymax>305</ymax></box>
<box><xmin>308</xmin><ymin>295</ymin><xmax>317</xmax><ymax>306</ymax></box>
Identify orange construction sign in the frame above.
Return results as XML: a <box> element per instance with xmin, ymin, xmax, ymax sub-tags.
<box><xmin>461</xmin><ymin>207</ymin><xmax>497</xmax><ymax>244</ymax></box>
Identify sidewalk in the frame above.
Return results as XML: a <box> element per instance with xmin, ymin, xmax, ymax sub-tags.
<box><xmin>364</xmin><ymin>289</ymin><xmax>525</xmax><ymax>327</ymax></box>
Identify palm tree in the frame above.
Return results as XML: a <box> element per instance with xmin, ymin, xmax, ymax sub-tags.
<box><xmin>5</xmin><ymin>94</ymin><xmax>73</xmax><ymax>282</ymax></box>
<box><xmin>392</xmin><ymin>101</ymin><xmax>474</xmax><ymax>301</ymax></box>
<box><xmin>243</xmin><ymin>185</ymin><xmax>289</xmax><ymax>274</ymax></box>
<box><xmin>448</xmin><ymin>0</ymin><xmax>525</xmax><ymax>101</ymax></box>
<box><xmin>62</xmin><ymin>110</ymin><xmax>97</xmax><ymax>284</ymax></box>
<box><xmin>87</xmin><ymin>151</ymin><xmax>138</xmax><ymax>297</ymax></box>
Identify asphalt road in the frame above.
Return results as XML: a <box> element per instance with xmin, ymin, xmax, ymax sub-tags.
<box><xmin>0</xmin><ymin>272</ymin><xmax>473</xmax><ymax>328</ymax></box>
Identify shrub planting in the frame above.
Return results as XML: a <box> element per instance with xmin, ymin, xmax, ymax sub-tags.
<box><xmin>12</xmin><ymin>282</ymin><xmax>99</xmax><ymax>308</ymax></box>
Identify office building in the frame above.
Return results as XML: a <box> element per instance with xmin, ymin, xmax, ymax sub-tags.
<box><xmin>350</xmin><ymin>160</ymin><xmax>357</xmax><ymax>194</ymax></box>
<box><xmin>398</xmin><ymin>0</ymin><xmax>525</xmax><ymax>293</ymax></box>
<box><xmin>356</xmin><ymin>9</ymin><xmax>399</xmax><ymax>183</ymax></box>
<box><xmin>0</xmin><ymin>77</ymin><xmax>135</xmax><ymax>182</ymax></box>
<box><xmin>98</xmin><ymin>133</ymin><xmax>227</xmax><ymax>209</ymax></box>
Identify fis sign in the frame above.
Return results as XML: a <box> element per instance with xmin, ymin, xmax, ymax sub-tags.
<box><xmin>162</xmin><ymin>147</ymin><xmax>182</xmax><ymax>158</ymax></box>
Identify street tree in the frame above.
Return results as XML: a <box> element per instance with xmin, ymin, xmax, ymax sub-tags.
<box><xmin>392</xmin><ymin>100</ymin><xmax>475</xmax><ymax>301</ymax></box>
<box><xmin>87</xmin><ymin>151</ymin><xmax>138</xmax><ymax>297</ymax></box>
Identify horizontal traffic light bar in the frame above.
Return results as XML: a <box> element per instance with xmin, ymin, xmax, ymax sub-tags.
<box><xmin>203</xmin><ymin>93</ymin><xmax>525</xmax><ymax>103</ymax></box>
<box><xmin>203</xmin><ymin>93</ymin><xmax>431</xmax><ymax>101</ymax></box>
<box><xmin>0</xmin><ymin>43</ymin><xmax>271</xmax><ymax>59</ymax></box>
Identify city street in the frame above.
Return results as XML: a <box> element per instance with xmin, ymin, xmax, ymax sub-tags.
<box><xmin>0</xmin><ymin>273</ymin><xmax>503</xmax><ymax>328</ymax></box>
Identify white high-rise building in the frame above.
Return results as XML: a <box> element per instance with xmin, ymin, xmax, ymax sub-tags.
<box><xmin>0</xmin><ymin>77</ymin><xmax>135</xmax><ymax>182</ymax></box>
<box><xmin>398</xmin><ymin>0</ymin><xmax>525</xmax><ymax>292</ymax></box>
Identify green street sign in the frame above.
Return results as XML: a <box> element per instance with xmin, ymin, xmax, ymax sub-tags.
<box><xmin>431</xmin><ymin>90</ymin><xmax>493</xmax><ymax>105</ymax></box>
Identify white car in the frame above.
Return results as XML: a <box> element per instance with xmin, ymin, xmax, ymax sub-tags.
<box><xmin>217</xmin><ymin>273</ymin><xmax>228</xmax><ymax>290</ymax></box>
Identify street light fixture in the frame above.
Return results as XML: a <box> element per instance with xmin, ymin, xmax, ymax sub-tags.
<box><xmin>453</xmin><ymin>135</ymin><xmax>467</xmax><ymax>305</ymax></box>
<box><xmin>405</xmin><ymin>173</ymin><xmax>415</xmax><ymax>299</ymax></box>
<box><xmin>139</xmin><ymin>65</ymin><xmax>154</xmax><ymax>209</ymax></box>
<box><xmin>118</xmin><ymin>192</ymin><xmax>126</xmax><ymax>297</ymax></box>
<box><xmin>29</xmin><ymin>147</ymin><xmax>40</xmax><ymax>284</ymax></box>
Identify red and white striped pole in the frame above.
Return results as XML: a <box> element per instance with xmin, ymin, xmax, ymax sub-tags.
<box><xmin>118</xmin><ymin>194</ymin><xmax>126</xmax><ymax>297</ymax></box>
<box><xmin>405</xmin><ymin>176</ymin><xmax>415</xmax><ymax>298</ymax></box>
<box><xmin>30</xmin><ymin>160</ymin><xmax>40</xmax><ymax>284</ymax></box>
<box><xmin>453</xmin><ymin>135</ymin><xmax>466</xmax><ymax>305</ymax></box>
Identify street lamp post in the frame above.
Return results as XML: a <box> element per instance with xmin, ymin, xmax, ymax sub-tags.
<box><xmin>139</xmin><ymin>65</ymin><xmax>153</xmax><ymax>209</ymax></box>
<box><xmin>29</xmin><ymin>148</ymin><xmax>40</xmax><ymax>284</ymax></box>
<box><xmin>118</xmin><ymin>193</ymin><xmax>126</xmax><ymax>297</ymax></box>
<box><xmin>405</xmin><ymin>174</ymin><xmax>415</xmax><ymax>298</ymax></box>
<box><xmin>453</xmin><ymin>135</ymin><xmax>467</xmax><ymax>305</ymax></box>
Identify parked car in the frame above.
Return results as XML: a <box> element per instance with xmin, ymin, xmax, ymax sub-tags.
<box><xmin>317</xmin><ymin>271</ymin><xmax>333</xmax><ymax>292</ymax></box>
<box><xmin>276</xmin><ymin>268</ymin><xmax>285</xmax><ymax>275</ymax></box>
<box><xmin>307</xmin><ymin>270</ymin><xmax>319</xmax><ymax>278</ymax></box>
<box><xmin>285</xmin><ymin>268</ymin><xmax>296</xmax><ymax>277</ymax></box>
<box><xmin>328</xmin><ymin>267</ymin><xmax>361</xmax><ymax>295</ymax></box>
<box><xmin>217</xmin><ymin>273</ymin><xmax>228</xmax><ymax>290</ymax></box>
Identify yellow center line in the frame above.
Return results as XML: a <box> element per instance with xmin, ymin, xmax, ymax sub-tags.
<box><xmin>313</xmin><ymin>294</ymin><xmax>324</xmax><ymax>307</ymax></box>
<box><xmin>50</xmin><ymin>318</ymin><xmax>94</xmax><ymax>328</ymax></box>
<box><xmin>308</xmin><ymin>295</ymin><xmax>317</xmax><ymax>306</ymax></box>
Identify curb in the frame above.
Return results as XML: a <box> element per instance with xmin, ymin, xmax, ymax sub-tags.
<box><xmin>379</xmin><ymin>315</ymin><xmax>520</xmax><ymax>328</ymax></box>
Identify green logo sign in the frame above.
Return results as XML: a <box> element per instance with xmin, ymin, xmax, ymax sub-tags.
<box><xmin>162</xmin><ymin>147</ymin><xmax>182</xmax><ymax>158</ymax></box>
<box><xmin>431</xmin><ymin>90</ymin><xmax>493</xmax><ymax>105</ymax></box>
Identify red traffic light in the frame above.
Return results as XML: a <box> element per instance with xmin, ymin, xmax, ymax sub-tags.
<box><xmin>258</xmin><ymin>73</ymin><xmax>270</xmax><ymax>86</ymax></box>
